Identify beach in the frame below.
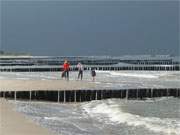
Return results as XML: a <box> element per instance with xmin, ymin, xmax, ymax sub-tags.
<box><xmin>0</xmin><ymin>71</ymin><xmax>180</xmax><ymax>90</ymax></box>
<box><xmin>0</xmin><ymin>0</ymin><xmax>179</xmax><ymax>134</ymax></box>
<box><xmin>0</xmin><ymin>79</ymin><xmax>96</xmax><ymax>91</ymax></box>
<box><xmin>0</xmin><ymin>70</ymin><xmax>179</xmax><ymax>135</ymax></box>
<box><xmin>0</xmin><ymin>98</ymin><xmax>52</xmax><ymax>135</ymax></box>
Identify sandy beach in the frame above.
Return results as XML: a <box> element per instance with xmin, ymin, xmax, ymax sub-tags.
<box><xmin>0</xmin><ymin>79</ymin><xmax>96</xmax><ymax>91</ymax></box>
<box><xmin>0</xmin><ymin>79</ymin><xmax>96</xmax><ymax>135</ymax></box>
<box><xmin>0</xmin><ymin>98</ymin><xmax>53</xmax><ymax>135</ymax></box>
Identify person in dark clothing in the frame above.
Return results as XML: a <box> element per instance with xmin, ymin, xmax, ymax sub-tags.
<box><xmin>91</xmin><ymin>68</ymin><xmax>96</xmax><ymax>81</ymax></box>
<box><xmin>77</xmin><ymin>62</ymin><xmax>83</xmax><ymax>80</ymax></box>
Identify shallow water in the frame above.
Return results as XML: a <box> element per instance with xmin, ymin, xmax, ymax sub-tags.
<box><xmin>0</xmin><ymin>71</ymin><xmax>180</xmax><ymax>89</ymax></box>
<box><xmin>11</xmin><ymin>97</ymin><xmax>180</xmax><ymax>135</ymax></box>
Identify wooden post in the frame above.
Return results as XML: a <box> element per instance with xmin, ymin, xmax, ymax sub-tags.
<box><xmin>126</xmin><ymin>90</ymin><xmax>128</xmax><ymax>100</ymax></box>
<box><xmin>151</xmin><ymin>89</ymin><xmax>153</xmax><ymax>98</ymax></box>
<box><xmin>136</xmin><ymin>89</ymin><xmax>138</xmax><ymax>99</ymax></box>
<box><xmin>14</xmin><ymin>91</ymin><xmax>16</xmax><ymax>101</ymax></box>
<box><xmin>95</xmin><ymin>90</ymin><xmax>97</xmax><ymax>100</ymax></box>
<box><xmin>64</xmin><ymin>91</ymin><xmax>66</xmax><ymax>103</ymax></box>
<box><xmin>74</xmin><ymin>91</ymin><xmax>76</xmax><ymax>102</ymax></box>
<box><xmin>58</xmin><ymin>91</ymin><xmax>60</xmax><ymax>102</ymax></box>
<box><xmin>30</xmin><ymin>91</ymin><xmax>32</xmax><ymax>101</ymax></box>
<box><xmin>166</xmin><ymin>89</ymin><xmax>169</xmax><ymax>97</ymax></box>
<box><xmin>79</xmin><ymin>91</ymin><xmax>81</xmax><ymax>102</ymax></box>
<box><xmin>176</xmin><ymin>89</ymin><xmax>178</xmax><ymax>97</ymax></box>
<box><xmin>120</xmin><ymin>90</ymin><xmax>123</xmax><ymax>98</ymax></box>
<box><xmin>3</xmin><ymin>92</ymin><xmax>5</xmax><ymax>98</ymax></box>
<box><xmin>101</xmin><ymin>90</ymin><xmax>104</xmax><ymax>99</ymax></box>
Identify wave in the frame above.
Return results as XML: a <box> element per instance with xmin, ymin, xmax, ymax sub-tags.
<box><xmin>96</xmin><ymin>71</ymin><xmax>159</xmax><ymax>78</ymax></box>
<box><xmin>109</xmin><ymin>72</ymin><xmax>159</xmax><ymax>79</ymax></box>
<box><xmin>83</xmin><ymin>100</ymin><xmax>180</xmax><ymax>135</ymax></box>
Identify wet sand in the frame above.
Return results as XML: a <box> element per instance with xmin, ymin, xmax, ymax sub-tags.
<box><xmin>0</xmin><ymin>98</ymin><xmax>53</xmax><ymax>135</ymax></box>
<box><xmin>0</xmin><ymin>79</ymin><xmax>96</xmax><ymax>91</ymax></box>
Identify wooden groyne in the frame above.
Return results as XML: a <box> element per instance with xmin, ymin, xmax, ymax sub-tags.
<box><xmin>1</xmin><ymin>88</ymin><xmax>179</xmax><ymax>102</ymax></box>
<box><xmin>0</xmin><ymin>55</ymin><xmax>179</xmax><ymax>71</ymax></box>
<box><xmin>0</xmin><ymin>56</ymin><xmax>176</xmax><ymax>66</ymax></box>
<box><xmin>0</xmin><ymin>64</ymin><xmax>180</xmax><ymax>72</ymax></box>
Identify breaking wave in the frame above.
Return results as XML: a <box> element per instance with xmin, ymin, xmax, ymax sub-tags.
<box><xmin>83</xmin><ymin>99</ymin><xmax>180</xmax><ymax>135</ymax></box>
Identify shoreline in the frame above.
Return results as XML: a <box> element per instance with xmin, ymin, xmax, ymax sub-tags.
<box><xmin>0</xmin><ymin>98</ymin><xmax>53</xmax><ymax>135</ymax></box>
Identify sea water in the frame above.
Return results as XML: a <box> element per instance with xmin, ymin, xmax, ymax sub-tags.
<box><xmin>1</xmin><ymin>70</ymin><xmax>180</xmax><ymax>134</ymax></box>
<box><xmin>11</xmin><ymin>97</ymin><xmax>180</xmax><ymax>135</ymax></box>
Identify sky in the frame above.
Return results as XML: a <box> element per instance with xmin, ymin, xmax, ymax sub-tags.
<box><xmin>0</xmin><ymin>0</ymin><xmax>179</xmax><ymax>56</ymax></box>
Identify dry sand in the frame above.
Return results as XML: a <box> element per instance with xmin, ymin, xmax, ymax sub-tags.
<box><xmin>0</xmin><ymin>98</ymin><xmax>53</xmax><ymax>135</ymax></box>
<box><xmin>0</xmin><ymin>79</ymin><xmax>96</xmax><ymax>91</ymax></box>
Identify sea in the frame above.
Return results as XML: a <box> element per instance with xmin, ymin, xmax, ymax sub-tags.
<box><xmin>0</xmin><ymin>70</ymin><xmax>179</xmax><ymax>135</ymax></box>
<box><xmin>10</xmin><ymin>97</ymin><xmax>180</xmax><ymax>135</ymax></box>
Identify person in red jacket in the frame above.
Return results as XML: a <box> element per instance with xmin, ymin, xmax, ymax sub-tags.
<box><xmin>62</xmin><ymin>60</ymin><xmax>70</xmax><ymax>80</ymax></box>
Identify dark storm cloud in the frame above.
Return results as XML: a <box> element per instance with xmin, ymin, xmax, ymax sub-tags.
<box><xmin>1</xmin><ymin>0</ymin><xmax>179</xmax><ymax>56</ymax></box>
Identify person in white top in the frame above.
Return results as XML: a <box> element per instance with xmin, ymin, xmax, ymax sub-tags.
<box><xmin>77</xmin><ymin>62</ymin><xmax>84</xmax><ymax>80</ymax></box>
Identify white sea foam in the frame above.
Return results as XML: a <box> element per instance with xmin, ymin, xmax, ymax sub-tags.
<box><xmin>44</xmin><ymin>116</ymin><xmax>89</xmax><ymax>132</ymax></box>
<box><xmin>44</xmin><ymin>116</ymin><xmax>62</xmax><ymax>121</ymax></box>
<box><xmin>96</xmin><ymin>70</ymin><xmax>161</xmax><ymax>78</ymax></box>
<box><xmin>109</xmin><ymin>72</ymin><xmax>158</xmax><ymax>78</ymax></box>
<box><xmin>16</xmin><ymin>78</ymin><xmax>30</xmax><ymax>80</ymax></box>
<box><xmin>83</xmin><ymin>100</ymin><xmax>180</xmax><ymax>135</ymax></box>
